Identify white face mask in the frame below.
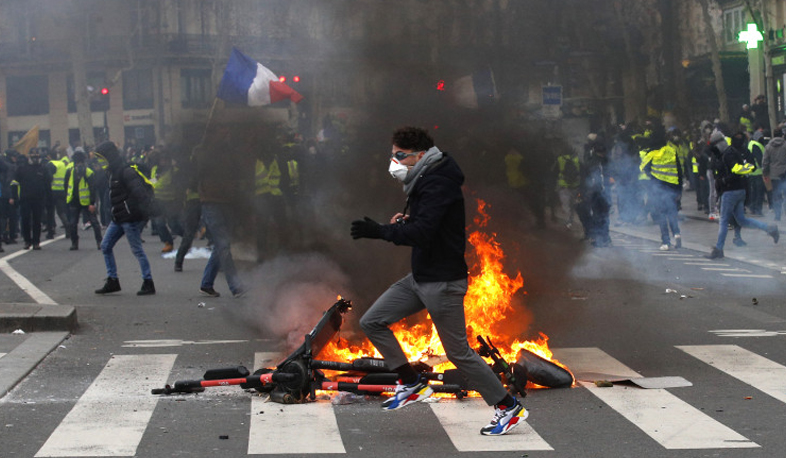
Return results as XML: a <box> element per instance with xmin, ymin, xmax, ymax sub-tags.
<box><xmin>388</xmin><ymin>159</ymin><xmax>409</xmax><ymax>182</ymax></box>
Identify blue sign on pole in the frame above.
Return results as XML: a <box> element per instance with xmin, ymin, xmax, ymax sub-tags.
<box><xmin>542</xmin><ymin>86</ymin><xmax>563</xmax><ymax>106</ymax></box>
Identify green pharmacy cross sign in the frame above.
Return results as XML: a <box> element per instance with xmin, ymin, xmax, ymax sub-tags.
<box><xmin>739</xmin><ymin>23</ymin><xmax>764</xmax><ymax>49</ymax></box>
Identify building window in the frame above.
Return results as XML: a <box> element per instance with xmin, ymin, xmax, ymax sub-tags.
<box><xmin>6</xmin><ymin>75</ymin><xmax>49</xmax><ymax>116</ymax></box>
<box><xmin>8</xmin><ymin>129</ymin><xmax>50</xmax><ymax>148</ymax></box>
<box><xmin>724</xmin><ymin>6</ymin><xmax>747</xmax><ymax>45</ymax></box>
<box><xmin>123</xmin><ymin>68</ymin><xmax>155</xmax><ymax>110</ymax></box>
<box><xmin>124</xmin><ymin>125</ymin><xmax>156</xmax><ymax>149</ymax></box>
<box><xmin>67</xmin><ymin>72</ymin><xmax>110</xmax><ymax>113</ymax></box>
<box><xmin>180</xmin><ymin>68</ymin><xmax>213</xmax><ymax>109</ymax></box>
<box><xmin>68</xmin><ymin>127</ymin><xmax>108</xmax><ymax>147</ymax></box>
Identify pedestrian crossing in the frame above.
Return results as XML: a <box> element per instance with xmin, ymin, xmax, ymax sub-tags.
<box><xmin>614</xmin><ymin>238</ymin><xmax>776</xmax><ymax>278</ymax></box>
<box><xmin>19</xmin><ymin>344</ymin><xmax>786</xmax><ymax>455</ymax></box>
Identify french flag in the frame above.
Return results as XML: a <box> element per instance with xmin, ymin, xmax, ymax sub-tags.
<box><xmin>217</xmin><ymin>47</ymin><xmax>303</xmax><ymax>106</ymax></box>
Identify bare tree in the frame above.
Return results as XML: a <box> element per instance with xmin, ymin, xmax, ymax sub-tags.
<box><xmin>697</xmin><ymin>0</ymin><xmax>729</xmax><ymax>122</ymax></box>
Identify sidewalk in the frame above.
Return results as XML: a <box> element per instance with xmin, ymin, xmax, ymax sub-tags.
<box><xmin>609</xmin><ymin>198</ymin><xmax>786</xmax><ymax>274</ymax></box>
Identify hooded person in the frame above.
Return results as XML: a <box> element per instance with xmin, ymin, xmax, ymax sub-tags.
<box><xmin>93</xmin><ymin>141</ymin><xmax>155</xmax><ymax>296</ymax></box>
<box><xmin>706</xmin><ymin>131</ymin><xmax>779</xmax><ymax>259</ymax></box>
<box><xmin>762</xmin><ymin>128</ymin><xmax>786</xmax><ymax>221</ymax></box>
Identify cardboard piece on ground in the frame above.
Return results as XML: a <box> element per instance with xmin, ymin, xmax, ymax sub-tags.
<box><xmin>575</xmin><ymin>372</ymin><xmax>692</xmax><ymax>389</ymax></box>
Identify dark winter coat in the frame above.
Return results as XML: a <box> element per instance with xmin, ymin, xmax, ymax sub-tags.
<box><xmin>379</xmin><ymin>153</ymin><xmax>468</xmax><ymax>283</ymax></box>
<box><xmin>714</xmin><ymin>146</ymin><xmax>749</xmax><ymax>194</ymax></box>
<box><xmin>109</xmin><ymin>165</ymin><xmax>152</xmax><ymax>223</ymax></box>
<box><xmin>14</xmin><ymin>162</ymin><xmax>51</xmax><ymax>202</ymax></box>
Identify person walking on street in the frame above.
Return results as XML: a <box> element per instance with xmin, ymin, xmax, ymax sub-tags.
<box><xmin>640</xmin><ymin>128</ymin><xmax>682</xmax><ymax>251</ymax></box>
<box><xmin>13</xmin><ymin>148</ymin><xmax>51</xmax><ymax>250</ymax></box>
<box><xmin>44</xmin><ymin>149</ymin><xmax>71</xmax><ymax>239</ymax></box>
<box><xmin>707</xmin><ymin>130</ymin><xmax>779</xmax><ymax>259</ymax></box>
<box><xmin>762</xmin><ymin>128</ymin><xmax>786</xmax><ymax>221</ymax></box>
<box><xmin>350</xmin><ymin>126</ymin><xmax>528</xmax><ymax>436</ymax></box>
<box><xmin>64</xmin><ymin>150</ymin><xmax>102</xmax><ymax>250</ymax></box>
<box><xmin>93</xmin><ymin>141</ymin><xmax>155</xmax><ymax>295</ymax></box>
<box><xmin>193</xmin><ymin>124</ymin><xmax>246</xmax><ymax>298</ymax></box>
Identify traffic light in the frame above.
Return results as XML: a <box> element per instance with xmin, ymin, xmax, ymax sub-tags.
<box><xmin>100</xmin><ymin>87</ymin><xmax>109</xmax><ymax>95</ymax></box>
<box><xmin>292</xmin><ymin>75</ymin><xmax>300</xmax><ymax>83</ymax></box>
<box><xmin>436</xmin><ymin>79</ymin><xmax>445</xmax><ymax>91</ymax></box>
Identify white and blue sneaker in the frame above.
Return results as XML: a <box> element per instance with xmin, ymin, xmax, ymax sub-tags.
<box><xmin>480</xmin><ymin>400</ymin><xmax>528</xmax><ymax>436</ymax></box>
<box><xmin>381</xmin><ymin>377</ymin><xmax>433</xmax><ymax>410</ymax></box>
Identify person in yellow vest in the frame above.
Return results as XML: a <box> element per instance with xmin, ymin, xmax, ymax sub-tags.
<box><xmin>150</xmin><ymin>151</ymin><xmax>183</xmax><ymax>253</ymax></box>
<box><xmin>640</xmin><ymin>128</ymin><xmax>682</xmax><ymax>251</ymax></box>
<box><xmin>254</xmin><ymin>148</ymin><xmax>290</xmax><ymax>262</ymax></box>
<box><xmin>746</xmin><ymin>131</ymin><xmax>766</xmax><ymax>216</ymax></box>
<box><xmin>553</xmin><ymin>148</ymin><xmax>580</xmax><ymax>228</ymax></box>
<box><xmin>64</xmin><ymin>150</ymin><xmax>102</xmax><ymax>250</ymax></box>
<box><xmin>42</xmin><ymin>148</ymin><xmax>67</xmax><ymax>239</ymax></box>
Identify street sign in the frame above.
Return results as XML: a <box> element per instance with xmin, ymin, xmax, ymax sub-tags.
<box><xmin>542</xmin><ymin>85</ymin><xmax>562</xmax><ymax>119</ymax></box>
<box><xmin>542</xmin><ymin>85</ymin><xmax>563</xmax><ymax>105</ymax></box>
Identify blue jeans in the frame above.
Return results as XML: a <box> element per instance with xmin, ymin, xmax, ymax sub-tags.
<box><xmin>771</xmin><ymin>178</ymin><xmax>786</xmax><ymax>220</ymax></box>
<box><xmin>200</xmin><ymin>203</ymin><xmax>244</xmax><ymax>294</ymax></box>
<box><xmin>101</xmin><ymin>220</ymin><xmax>152</xmax><ymax>280</ymax></box>
<box><xmin>716</xmin><ymin>189</ymin><xmax>769</xmax><ymax>250</ymax></box>
<box><xmin>653</xmin><ymin>182</ymin><xmax>680</xmax><ymax>244</ymax></box>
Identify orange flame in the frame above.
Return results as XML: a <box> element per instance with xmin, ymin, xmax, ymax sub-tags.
<box><xmin>321</xmin><ymin>199</ymin><xmax>571</xmax><ymax>391</ymax></box>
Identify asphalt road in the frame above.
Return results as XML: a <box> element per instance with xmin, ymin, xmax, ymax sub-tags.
<box><xmin>1</xmin><ymin>221</ymin><xmax>785</xmax><ymax>458</ymax></box>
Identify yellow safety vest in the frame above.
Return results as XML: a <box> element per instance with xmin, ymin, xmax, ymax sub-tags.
<box><xmin>66</xmin><ymin>167</ymin><xmax>94</xmax><ymax>206</ymax></box>
<box><xmin>153</xmin><ymin>168</ymin><xmax>176</xmax><ymax>201</ymax></box>
<box><xmin>641</xmin><ymin>145</ymin><xmax>679</xmax><ymax>185</ymax></box>
<box><xmin>255</xmin><ymin>158</ymin><xmax>282</xmax><ymax>196</ymax></box>
<box><xmin>504</xmin><ymin>151</ymin><xmax>527</xmax><ymax>189</ymax></box>
<box><xmin>557</xmin><ymin>155</ymin><xmax>580</xmax><ymax>188</ymax></box>
<box><xmin>638</xmin><ymin>150</ymin><xmax>651</xmax><ymax>181</ymax></box>
<box><xmin>692</xmin><ymin>156</ymin><xmax>699</xmax><ymax>174</ymax></box>
<box><xmin>748</xmin><ymin>140</ymin><xmax>764</xmax><ymax>177</ymax></box>
<box><xmin>50</xmin><ymin>160</ymin><xmax>68</xmax><ymax>191</ymax></box>
<box><xmin>287</xmin><ymin>159</ymin><xmax>300</xmax><ymax>190</ymax></box>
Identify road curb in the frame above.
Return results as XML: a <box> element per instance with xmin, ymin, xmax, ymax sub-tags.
<box><xmin>0</xmin><ymin>303</ymin><xmax>78</xmax><ymax>333</ymax></box>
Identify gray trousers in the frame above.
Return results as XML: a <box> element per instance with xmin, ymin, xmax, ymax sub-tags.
<box><xmin>360</xmin><ymin>274</ymin><xmax>509</xmax><ymax>405</ymax></box>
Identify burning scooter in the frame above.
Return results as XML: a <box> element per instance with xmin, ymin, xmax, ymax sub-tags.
<box><xmin>152</xmin><ymin>297</ymin><xmax>569</xmax><ymax>403</ymax></box>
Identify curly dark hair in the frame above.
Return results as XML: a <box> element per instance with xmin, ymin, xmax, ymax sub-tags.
<box><xmin>391</xmin><ymin>126</ymin><xmax>434</xmax><ymax>152</ymax></box>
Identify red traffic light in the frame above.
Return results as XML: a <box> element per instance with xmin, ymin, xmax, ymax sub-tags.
<box><xmin>100</xmin><ymin>87</ymin><xmax>109</xmax><ymax>95</ymax></box>
<box><xmin>293</xmin><ymin>75</ymin><xmax>300</xmax><ymax>83</ymax></box>
<box><xmin>436</xmin><ymin>80</ymin><xmax>445</xmax><ymax>91</ymax></box>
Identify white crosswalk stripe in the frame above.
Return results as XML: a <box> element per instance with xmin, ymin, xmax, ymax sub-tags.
<box><xmin>247</xmin><ymin>352</ymin><xmax>346</xmax><ymax>454</ymax></box>
<box><xmin>35</xmin><ymin>354</ymin><xmax>176</xmax><ymax>457</ymax></box>
<box><xmin>553</xmin><ymin>347</ymin><xmax>759</xmax><ymax>449</ymax></box>
<box><xmin>25</xmin><ymin>345</ymin><xmax>786</xmax><ymax>454</ymax></box>
<box><xmin>429</xmin><ymin>399</ymin><xmax>552</xmax><ymax>451</ymax></box>
<box><xmin>677</xmin><ymin>345</ymin><xmax>786</xmax><ymax>404</ymax></box>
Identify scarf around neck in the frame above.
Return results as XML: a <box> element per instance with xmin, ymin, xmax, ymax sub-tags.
<box><xmin>402</xmin><ymin>146</ymin><xmax>443</xmax><ymax>195</ymax></box>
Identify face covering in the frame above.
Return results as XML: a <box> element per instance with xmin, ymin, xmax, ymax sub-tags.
<box><xmin>389</xmin><ymin>159</ymin><xmax>409</xmax><ymax>182</ymax></box>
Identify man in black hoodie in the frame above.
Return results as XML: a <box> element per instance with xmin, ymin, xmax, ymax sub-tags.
<box><xmin>706</xmin><ymin>130</ymin><xmax>779</xmax><ymax>259</ymax></box>
<box><xmin>93</xmin><ymin>141</ymin><xmax>155</xmax><ymax>296</ymax></box>
<box><xmin>350</xmin><ymin>126</ymin><xmax>528</xmax><ymax>436</ymax></box>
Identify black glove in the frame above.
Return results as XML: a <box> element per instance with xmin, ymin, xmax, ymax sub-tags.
<box><xmin>351</xmin><ymin>217</ymin><xmax>383</xmax><ymax>240</ymax></box>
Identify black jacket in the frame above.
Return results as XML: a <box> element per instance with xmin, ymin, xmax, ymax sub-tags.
<box><xmin>14</xmin><ymin>162</ymin><xmax>51</xmax><ymax>202</ymax></box>
<box><xmin>379</xmin><ymin>153</ymin><xmax>468</xmax><ymax>282</ymax></box>
<box><xmin>109</xmin><ymin>165</ymin><xmax>151</xmax><ymax>223</ymax></box>
<box><xmin>714</xmin><ymin>146</ymin><xmax>749</xmax><ymax>194</ymax></box>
